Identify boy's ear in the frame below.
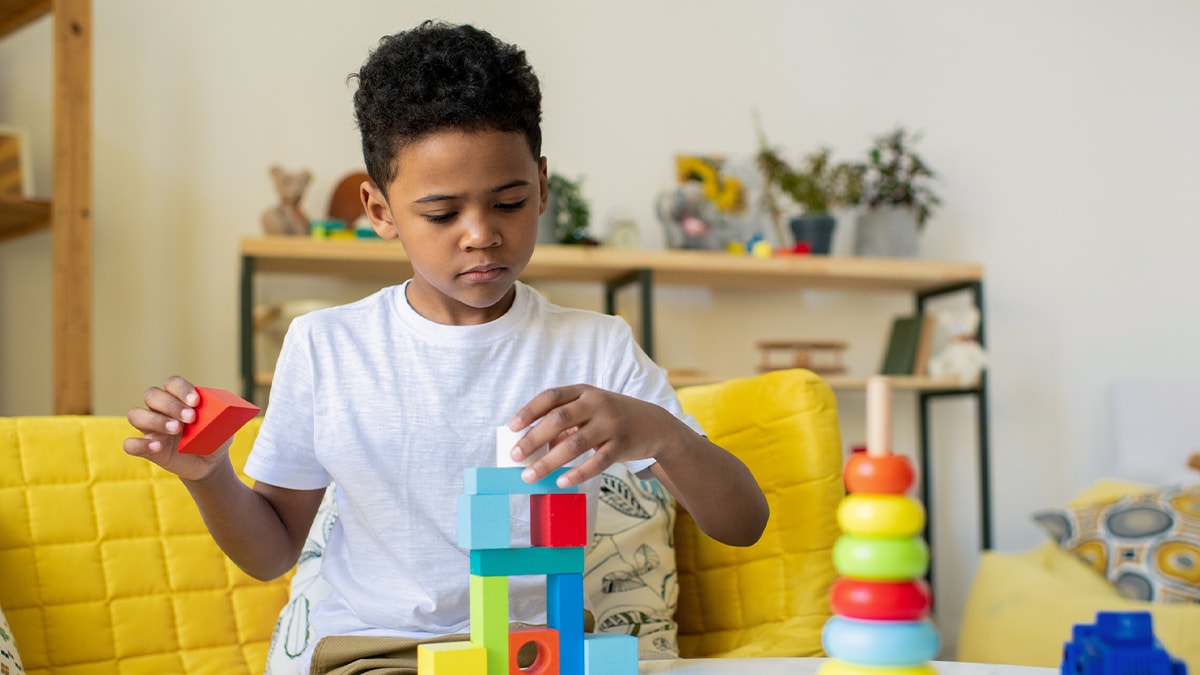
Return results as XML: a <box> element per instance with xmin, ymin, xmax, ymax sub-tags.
<box><xmin>361</xmin><ymin>180</ymin><xmax>398</xmax><ymax>239</ymax></box>
<box><xmin>538</xmin><ymin>157</ymin><xmax>549</xmax><ymax>216</ymax></box>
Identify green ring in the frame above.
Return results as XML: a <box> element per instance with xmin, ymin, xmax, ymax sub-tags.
<box><xmin>833</xmin><ymin>535</ymin><xmax>929</xmax><ymax>580</ymax></box>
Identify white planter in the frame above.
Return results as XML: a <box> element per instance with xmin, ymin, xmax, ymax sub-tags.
<box><xmin>855</xmin><ymin>206</ymin><xmax>920</xmax><ymax>258</ymax></box>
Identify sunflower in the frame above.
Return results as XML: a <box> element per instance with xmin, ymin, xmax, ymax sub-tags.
<box><xmin>675</xmin><ymin>155</ymin><xmax>745</xmax><ymax>214</ymax></box>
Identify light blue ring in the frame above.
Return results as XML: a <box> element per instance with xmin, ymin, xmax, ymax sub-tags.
<box><xmin>822</xmin><ymin>616</ymin><xmax>939</xmax><ymax>666</ymax></box>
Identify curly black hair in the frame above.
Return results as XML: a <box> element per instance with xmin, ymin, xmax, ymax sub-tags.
<box><xmin>352</xmin><ymin>21</ymin><xmax>543</xmax><ymax>194</ymax></box>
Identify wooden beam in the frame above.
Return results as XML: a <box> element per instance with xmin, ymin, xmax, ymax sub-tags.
<box><xmin>51</xmin><ymin>0</ymin><xmax>90</xmax><ymax>414</ymax></box>
<box><xmin>0</xmin><ymin>0</ymin><xmax>50</xmax><ymax>39</ymax></box>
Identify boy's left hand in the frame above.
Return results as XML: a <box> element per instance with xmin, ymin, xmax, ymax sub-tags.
<box><xmin>507</xmin><ymin>384</ymin><xmax>682</xmax><ymax>487</ymax></box>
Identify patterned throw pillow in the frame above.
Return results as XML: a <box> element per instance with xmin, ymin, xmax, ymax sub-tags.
<box><xmin>1032</xmin><ymin>484</ymin><xmax>1200</xmax><ymax>603</ymax></box>
<box><xmin>1</xmin><ymin>604</ymin><xmax>24</xmax><ymax>675</ymax></box>
<box><xmin>265</xmin><ymin>487</ymin><xmax>336</xmax><ymax>675</ymax></box>
<box><xmin>584</xmin><ymin>463</ymin><xmax>678</xmax><ymax>658</ymax></box>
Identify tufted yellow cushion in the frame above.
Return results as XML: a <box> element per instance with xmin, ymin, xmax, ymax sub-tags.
<box><xmin>0</xmin><ymin>416</ymin><xmax>289</xmax><ymax>675</ymax></box>
<box><xmin>674</xmin><ymin>369</ymin><xmax>844</xmax><ymax>658</ymax></box>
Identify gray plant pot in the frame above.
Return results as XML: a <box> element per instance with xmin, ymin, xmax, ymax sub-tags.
<box><xmin>789</xmin><ymin>214</ymin><xmax>836</xmax><ymax>255</ymax></box>
<box><xmin>854</xmin><ymin>206</ymin><xmax>920</xmax><ymax>258</ymax></box>
<box><xmin>537</xmin><ymin>193</ymin><xmax>560</xmax><ymax>243</ymax></box>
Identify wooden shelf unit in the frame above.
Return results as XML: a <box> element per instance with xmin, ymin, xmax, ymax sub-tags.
<box><xmin>0</xmin><ymin>197</ymin><xmax>51</xmax><ymax>242</ymax></box>
<box><xmin>240</xmin><ymin>236</ymin><xmax>992</xmax><ymax>550</ymax></box>
<box><xmin>0</xmin><ymin>0</ymin><xmax>92</xmax><ymax>414</ymax></box>
<box><xmin>241</xmin><ymin>235</ymin><xmax>982</xmax><ymax>292</ymax></box>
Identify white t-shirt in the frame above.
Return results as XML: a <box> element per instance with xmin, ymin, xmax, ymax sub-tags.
<box><xmin>244</xmin><ymin>280</ymin><xmax>700</xmax><ymax>667</ymax></box>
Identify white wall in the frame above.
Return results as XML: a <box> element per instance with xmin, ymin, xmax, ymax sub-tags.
<box><xmin>4</xmin><ymin>0</ymin><xmax>1200</xmax><ymax>654</ymax></box>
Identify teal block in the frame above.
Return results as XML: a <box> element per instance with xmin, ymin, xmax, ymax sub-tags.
<box><xmin>464</xmin><ymin>467</ymin><xmax>578</xmax><ymax>495</ymax></box>
<box><xmin>469</xmin><ymin>546</ymin><xmax>584</xmax><ymax>577</ymax></box>
<box><xmin>548</xmin><ymin>573</ymin><xmax>585</xmax><ymax>675</ymax></box>
<box><xmin>584</xmin><ymin>633</ymin><xmax>638</xmax><ymax>675</ymax></box>
<box><xmin>457</xmin><ymin>494</ymin><xmax>512</xmax><ymax>550</ymax></box>
<box><xmin>470</xmin><ymin>574</ymin><xmax>509</xmax><ymax>675</ymax></box>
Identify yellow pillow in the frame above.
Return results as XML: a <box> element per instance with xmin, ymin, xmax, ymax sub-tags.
<box><xmin>1032</xmin><ymin>484</ymin><xmax>1200</xmax><ymax>603</ymax></box>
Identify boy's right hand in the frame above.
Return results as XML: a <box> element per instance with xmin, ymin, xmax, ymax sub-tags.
<box><xmin>125</xmin><ymin>375</ymin><xmax>228</xmax><ymax>482</ymax></box>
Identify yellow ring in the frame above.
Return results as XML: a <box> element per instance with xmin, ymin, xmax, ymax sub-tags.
<box><xmin>819</xmin><ymin>659</ymin><xmax>937</xmax><ymax>675</ymax></box>
<box><xmin>838</xmin><ymin>494</ymin><xmax>926</xmax><ymax>537</ymax></box>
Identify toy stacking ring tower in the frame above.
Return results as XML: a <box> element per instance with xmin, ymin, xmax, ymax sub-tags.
<box><xmin>820</xmin><ymin>376</ymin><xmax>940</xmax><ymax>675</ymax></box>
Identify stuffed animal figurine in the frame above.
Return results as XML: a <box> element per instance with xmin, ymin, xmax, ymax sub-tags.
<box><xmin>928</xmin><ymin>307</ymin><xmax>988</xmax><ymax>386</ymax></box>
<box><xmin>261</xmin><ymin>165</ymin><xmax>312</xmax><ymax>235</ymax></box>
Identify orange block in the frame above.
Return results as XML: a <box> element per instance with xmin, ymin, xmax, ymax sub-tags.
<box><xmin>509</xmin><ymin>627</ymin><xmax>559</xmax><ymax>675</ymax></box>
<box><xmin>178</xmin><ymin>387</ymin><xmax>260</xmax><ymax>455</ymax></box>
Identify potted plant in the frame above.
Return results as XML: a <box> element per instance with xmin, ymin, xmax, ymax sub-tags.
<box><xmin>755</xmin><ymin>126</ymin><xmax>861</xmax><ymax>254</ymax></box>
<box><xmin>845</xmin><ymin>127</ymin><xmax>941</xmax><ymax>258</ymax></box>
<box><xmin>539</xmin><ymin>172</ymin><xmax>597</xmax><ymax>245</ymax></box>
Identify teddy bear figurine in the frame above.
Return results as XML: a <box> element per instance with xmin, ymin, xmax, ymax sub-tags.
<box><xmin>928</xmin><ymin>306</ymin><xmax>988</xmax><ymax>386</ymax></box>
<box><xmin>261</xmin><ymin>165</ymin><xmax>312</xmax><ymax>236</ymax></box>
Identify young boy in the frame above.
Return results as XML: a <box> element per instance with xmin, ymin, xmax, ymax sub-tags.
<box><xmin>125</xmin><ymin>20</ymin><xmax>768</xmax><ymax>673</ymax></box>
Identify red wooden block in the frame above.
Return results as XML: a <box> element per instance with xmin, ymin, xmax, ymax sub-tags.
<box><xmin>178</xmin><ymin>387</ymin><xmax>260</xmax><ymax>455</ymax></box>
<box><xmin>509</xmin><ymin>627</ymin><xmax>560</xmax><ymax>675</ymax></box>
<box><xmin>531</xmin><ymin>493</ymin><xmax>586</xmax><ymax>547</ymax></box>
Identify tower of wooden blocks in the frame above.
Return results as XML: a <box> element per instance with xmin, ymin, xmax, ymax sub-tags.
<box><xmin>418</xmin><ymin>427</ymin><xmax>639</xmax><ymax>675</ymax></box>
<box><xmin>820</xmin><ymin>377</ymin><xmax>939</xmax><ymax>675</ymax></box>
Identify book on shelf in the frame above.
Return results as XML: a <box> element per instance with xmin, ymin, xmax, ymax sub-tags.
<box><xmin>880</xmin><ymin>314</ymin><xmax>937</xmax><ymax>376</ymax></box>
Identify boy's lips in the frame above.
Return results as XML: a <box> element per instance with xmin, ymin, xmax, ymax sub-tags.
<box><xmin>459</xmin><ymin>264</ymin><xmax>507</xmax><ymax>281</ymax></box>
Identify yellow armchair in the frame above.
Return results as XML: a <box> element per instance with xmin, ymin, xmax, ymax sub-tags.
<box><xmin>0</xmin><ymin>416</ymin><xmax>290</xmax><ymax>675</ymax></box>
<box><xmin>674</xmin><ymin>368</ymin><xmax>845</xmax><ymax>658</ymax></box>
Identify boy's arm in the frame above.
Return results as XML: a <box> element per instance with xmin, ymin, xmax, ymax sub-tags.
<box><xmin>126</xmin><ymin>376</ymin><xmax>324</xmax><ymax>580</ymax></box>
<box><xmin>182</xmin><ymin>466</ymin><xmax>326</xmax><ymax>580</ymax></box>
<box><xmin>643</xmin><ymin>424</ymin><xmax>769</xmax><ymax>547</ymax></box>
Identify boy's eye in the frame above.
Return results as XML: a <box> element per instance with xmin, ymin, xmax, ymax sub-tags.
<box><xmin>496</xmin><ymin>199</ymin><xmax>527</xmax><ymax>211</ymax></box>
<box><xmin>423</xmin><ymin>212</ymin><xmax>456</xmax><ymax>224</ymax></box>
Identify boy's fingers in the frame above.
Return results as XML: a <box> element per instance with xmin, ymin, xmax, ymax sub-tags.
<box><xmin>509</xmin><ymin>385</ymin><xmax>584</xmax><ymax>432</ymax></box>
<box><xmin>164</xmin><ymin>375</ymin><xmax>199</xmax><ymax>407</ymax></box>
<box><xmin>128</xmin><ymin>406</ymin><xmax>183</xmax><ymax>437</ymax></box>
<box><xmin>142</xmin><ymin>386</ymin><xmax>195</xmax><ymax>424</ymax></box>
<box><xmin>122</xmin><ymin>434</ymin><xmax>166</xmax><ymax>459</ymax></box>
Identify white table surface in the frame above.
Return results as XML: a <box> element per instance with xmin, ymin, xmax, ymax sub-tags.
<box><xmin>640</xmin><ymin>659</ymin><xmax>1056</xmax><ymax>675</ymax></box>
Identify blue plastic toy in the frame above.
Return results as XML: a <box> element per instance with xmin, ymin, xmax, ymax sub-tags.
<box><xmin>1061</xmin><ymin>612</ymin><xmax>1186</xmax><ymax>675</ymax></box>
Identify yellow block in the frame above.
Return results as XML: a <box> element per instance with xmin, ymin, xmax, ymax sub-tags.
<box><xmin>417</xmin><ymin>640</ymin><xmax>487</xmax><ymax>675</ymax></box>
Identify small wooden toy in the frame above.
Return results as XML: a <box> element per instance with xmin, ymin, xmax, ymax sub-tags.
<box><xmin>177</xmin><ymin>387</ymin><xmax>260</xmax><ymax>456</ymax></box>
<box><xmin>757</xmin><ymin>340</ymin><xmax>847</xmax><ymax>375</ymax></box>
<box><xmin>819</xmin><ymin>377</ymin><xmax>938</xmax><ymax>675</ymax></box>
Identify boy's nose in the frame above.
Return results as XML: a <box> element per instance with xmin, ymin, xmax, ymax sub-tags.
<box><xmin>462</xmin><ymin>213</ymin><xmax>501</xmax><ymax>249</ymax></box>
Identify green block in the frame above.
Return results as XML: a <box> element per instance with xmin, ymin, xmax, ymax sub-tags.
<box><xmin>469</xmin><ymin>546</ymin><xmax>585</xmax><ymax>577</ymax></box>
<box><xmin>470</xmin><ymin>574</ymin><xmax>508</xmax><ymax>675</ymax></box>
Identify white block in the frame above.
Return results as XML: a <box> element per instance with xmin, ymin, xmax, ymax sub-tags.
<box><xmin>496</xmin><ymin>424</ymin><xmax>549</xmax><ymax>467</ymax></box>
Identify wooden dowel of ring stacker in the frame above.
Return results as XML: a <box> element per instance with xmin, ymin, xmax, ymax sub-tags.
<box><xmin>867</xmin><ymin>376</ymin><xmax>892</xmax><ymax>458</ymax></box>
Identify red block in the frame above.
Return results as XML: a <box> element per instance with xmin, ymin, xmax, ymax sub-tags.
<box><xmin>178</xmin><ymin>387</ymin><xmax>260</xmax><ymax>455</ymax></box>
<box><xmin>531</xmin><ymin>493</ymin><xmax>587</xmax><ymax>547</ymax></box>
<box><xmin>509</xmin><ymin>627</ymin><xmax>560</xmax><ymax>675</ymax></box>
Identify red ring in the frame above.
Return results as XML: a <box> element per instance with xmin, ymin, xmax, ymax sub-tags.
<box><xmin>830</xmin><ymin>577</ymin><xmax>931</xmax><ymax>621</ymax></box>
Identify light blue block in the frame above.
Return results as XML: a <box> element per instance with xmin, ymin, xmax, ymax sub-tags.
<box><xmin>584</xmin><ymin>633</ymin><xmax>638</xmax><ymax>675</ymax></box>
<box><xmin>464</xmin><ymin>467</ymin><xmax>578</xmax><ymax>495</ymax></box>
<box><xmin>457</xmin><ymin>493</ymin><xmax>511</xmax><ymax>550</ymax></box>
<box><xmin>548</xmin><ymin>573</ymin><xmax>585</xmax><ymax>675</ymax></box>
<box><xmin>469</xmin><ymin>546</ymin><xmax>584</xmax><ymax>577</ymax></box>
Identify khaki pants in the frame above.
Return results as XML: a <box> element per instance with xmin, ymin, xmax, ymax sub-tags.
<box><xmin>309</xmin><ymin>617</ymin><xmax>588</xmax><ymax>675</ymax></box>
<box><xmin>309</xmin><ymin>633</ymin><xmax>469</xmax><ymax>675</ymax></box>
